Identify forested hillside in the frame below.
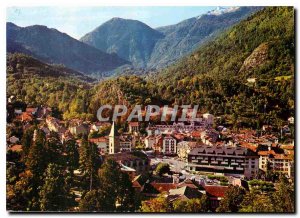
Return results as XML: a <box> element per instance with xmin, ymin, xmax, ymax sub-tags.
<box><xmin>90</xmin><ymin>7</ymin><xmax>294</xmax><ymax>128</ymax></box>
<box><xmin>7</xmin><ymin>53</ymin><xmax>95</xmax><ymax>120</ymax></box>
<box><xmin>148</xmin><ymin>6</ymin><xmax>294</xmax><ymax>127</ymax></box>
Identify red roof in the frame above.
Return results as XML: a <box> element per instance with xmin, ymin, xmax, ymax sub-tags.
<box><xmin>26</xmin><ymin>107</ymin><xmax>37</xmax><ymax>113</ymax></box>
<box><xmin>89</xmin><ymin>137</ymin><xmax>108</xmax><ymax>143</ymax></box>
<box><xmin>174</xmin><ymin>134</ymin><xmax>185</xmax><ymax>140</ymax></box>
<box><xmin>258</xmin><ymin>150</ymin><xmax>276</xmax><ymax>156</ymax></box>
<box><xmin>18</xmin><ymin>112</ymin><xmax>33</xmax><ymax>122</ymax></box>
<box><xmin>150</xmin><ymin>182</ymin><xmax>177</xmax><ymax>193</ymax></box>
<box><xmin>129</xmin><ymin>122</ymin><xmax>139</xmax><ymax>127</ymax></box>
<box><xmin>8</xmin><ymin>144</ymin><xmax>22</xmax><ymax>152</ymax></box>
<box><xmin>132</xmin><ymin>180</ymin><xmax>142</xmax><ymax>188</ymax></box>
<box><xmin>204</xmin><ymin>185</ymin><xmax>228</xmax><ymax>198</ymax></box>
<box><xmin>191</xmin><ymin>131</ymin><xmax>202</xmax><ymax>138</ymax></box>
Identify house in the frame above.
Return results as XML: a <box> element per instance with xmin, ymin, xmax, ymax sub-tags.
<box><xmin>144</xmin><ymin>135</ymin><xmax>156</xmax><ymax>149</ymax></box>
<box><xmin>8</xmin><ymin>95</ymin><xmax>15</xmax><ymax>103</ymax></box>
<box><xmin>132</xmin><ymin>174</ymin><xmax>148</xmax><ymax>193</ymax></box>
<box><xmin>106</xmin><ymin>151</ymin><xmax>150</xmax><ymax>174</ymax></box>
<box><xmin>203</xmin><ymin>113</ymin><xmax>214</xmax><ymax>126</ymax></box>
<box><xmin>288</xmin><ymin>117</ymin><xmax>294</xmax><ymax>124</ymax></box>
<box><xmin>90</xmin><ymin>122</ymin><xmax>111</xmax><ymax>132</ymax></box>
<box><xmin>26</xmin><ymin>107</ymin><xmax>38</xmax><ymax>115</ymax></box>
<box><xmin>262</xmin><ymin>125</ymin><xmax>273</xmax><ymax>132</ymax></box>
<box><xmin>61</xmin><ymin>130</ymin><xmax>74</xmax><ymax>143</ymax></box>
<box><xmin>40</xmin><ymin>126</ymin><xmax>51</xmax><ymax>135</ymax></box>
<box><xmin>119</xmin><ymin>135</ymin><xmax>132</xmax><ymax>152</ymax></box>
<box><xmin>17</xmin><ymin>112</ymin><xmax>33</xmax><ymax>122</ymax></box>
<box><xmin>89</xmin><ymin>137</ymin><xmax>109</xmax><ymax>154</ymax></box>
<box><xmin>177</xmin><ymin>141</ymin><xmax>198</xmax><ymax>160</ymax></box>
<box><xmin>46</xmin><ymin>116</ymin><xmax>66</xmax><ymax>134</ymax></box>
<box><xmin>162</xmin><ymin>135</ymin><xmax>177</xmax><ymax>155</ymax></box>
<box><xmin>69</xmin><ymin>123</ymin><xmax>89</xmax><ymax>136</ymax></box>
<box><xmin>247</xmin><ymin>78</ymin><xmax>257</xmax><ymax>83</ymax></box>
<box><xmin>143</xmin><ymin>182</ymin><xmax>177</xmax><ymax>197</ymax></box>
<box><xmin>204</xmin><ymin>185</ymin><xmax>228</xmax><ymax>211</ymax></box>
<box><xmin>36</xmin><ymin>107</ymin><xmax>52</xmax><ymax>119</ymax></box>
<box><xmin>7</xmin><ymin>144</ymin><xmax>22</xmax><ymax>152</ymax></box>
<box><xmin>201</xmin><ymin>130</ymin><xmax>218</xmax><ymax>146</ymax></box>
<box><xmin>8</xmin><ymin>136</ymin><xmax>19</xmax><ymax>144</ymax></box>
<box><xmin>258</xmin><ymin>149</ymin><xmax>293</xmax><ymax>178</ymax></box>
<box><xmin>14</xmin><ymin>109</ymin><xmax>22</xmax><ymax>115</ymax></box>
<box><xmin>167</xmin><ymin>185</ymin><xmax>203</xmax><ymax>202</ymax></box>
<box><xmin>187</xmin><ymin>145</ymin><xmax>259</xmax><ymax>179</ymax></box>
<box><xmin>120</xmin><ymin>164</ymin><xmax>136</xmax><ymax>180</ymax></box>
<box><xmin>129</xmin><ymin>122</ymin><xmax>139</xmax><ymax>133</ymax></box>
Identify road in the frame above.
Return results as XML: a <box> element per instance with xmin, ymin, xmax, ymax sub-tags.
<box><xmin>150</xmin><ymin>157</ymin><xmax>207</xmax><ymax>182</ymax></box>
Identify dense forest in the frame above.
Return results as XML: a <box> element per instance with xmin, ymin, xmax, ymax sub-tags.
<box><xmin>7</xmin><ymin>7</ymin><xmax>295</xmax><ymax>129</ymax></box>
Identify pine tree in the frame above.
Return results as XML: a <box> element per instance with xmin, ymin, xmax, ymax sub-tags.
<box><xmin>79</xmin><ymin>137</ymin><xmax>101</xmax><ymax>191</ymax></box>
<box><xmin>39</xmin><ymin>163</ymin><xmax>71</xmax><ymax>211</ymax></box>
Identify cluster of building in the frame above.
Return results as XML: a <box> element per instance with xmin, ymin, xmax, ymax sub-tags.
<box><xmin>7</xmin><ymin>101</ymin><xmax>295</xmax><ymax>204</ymax></box>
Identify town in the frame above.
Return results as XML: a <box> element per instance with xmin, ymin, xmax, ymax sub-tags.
<box><xmin>6</xmin><ymin>99</ymin><xmax>295</xmax><ymax>212</ymax></box>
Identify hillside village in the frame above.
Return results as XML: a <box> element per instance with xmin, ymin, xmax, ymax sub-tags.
<box><xmin>6</xmin><ymin>100</ymin><xmax>295</xmax><ymax>212</ymax></box>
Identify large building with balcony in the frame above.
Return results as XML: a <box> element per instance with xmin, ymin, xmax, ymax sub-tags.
<box><xmin>187</xmin><ymin>145</ymin><xmax>259</xmax><ymax>179</ymax></box>
<box><xmin>258</xmin><ymin>149</ymin><xmax>294</xmax><ymax>178</ymax></box>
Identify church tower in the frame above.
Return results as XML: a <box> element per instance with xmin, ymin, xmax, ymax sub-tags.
<box><xmin>109</xmin><ymin>122</ymin><xmax>119</xmax><ymax>154</ymax></box>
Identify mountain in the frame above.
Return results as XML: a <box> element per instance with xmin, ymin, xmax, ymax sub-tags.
<box><xmin>149</xmin><ymin>6</ymin><xmax>261</xmax><ymax>68</ymax></box>
<box><xmin>7</xmin><ymin>22</ymin><xmax>129</xmax><ymax>75</ymax></box>
<box><xmin>80</xmin><ymin>7</ymin><xmax>261</xmax><ymax>69</ymax></box>
<box><xmin>80</xmin><ymin>18</ymin><xmax>164</xmax><ymax>68</ymax></box>
<box><xmin>7</xmin><ymin>53</ymin><xmax>96</xmax><ymax>83</ymax></box>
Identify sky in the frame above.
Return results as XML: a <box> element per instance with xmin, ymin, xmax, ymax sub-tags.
<box><xmin>6</xmin><ymin>6</ymin><xmax>217</xmax><ymax>39</ymax></box>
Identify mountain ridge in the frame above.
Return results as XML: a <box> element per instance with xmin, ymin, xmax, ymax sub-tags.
<box><xmin>80</xmin><ymin>17</ymin><xmax>164</xmax><ymax>68</ymax></box>
<box><xmin>80</xmin><ymin>7</ymin><xmax>261</xmax><ymax>69</ymax></box>
<box><xmin>7</xmin><ymin>22</ymin><xmax>129</xmax><ymax>75</ymax></box>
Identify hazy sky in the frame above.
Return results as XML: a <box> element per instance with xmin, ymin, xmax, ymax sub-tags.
<box><xmin>7</xmin><ymin>6</ymin><xmax>218</xmax><ymax>39</ymax></box>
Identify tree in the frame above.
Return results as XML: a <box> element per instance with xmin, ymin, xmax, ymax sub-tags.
<box><xmin>64</xmin><ymin>139</ymin><xmax>79</xmax><ymax>174</ymax></box>
<box><xmin>79</xmin><ymin>138</ymin><xmax>101</xmax><ymax>191</ymax></box>
<box><xmin>154</xmin><ymin>163</ymin><xmax>171</xmax><ymax>177</ymax></box>
<box><xmin>239</xmin><ymin>191</ymin><xmax>274</xmax><ymax>212</ymax></box>
<box><xmin>98</xmin><ymin>159</ymin><xmax>135</xmax><ymax>212</ymax></box>
<box><xmin>173</xmin><ymin>196</ymin><xmax>209</xmax><ymax>212</ymax></box>
<box><xmin>116</xmin><ymin>171</ymin><xmax>135</xmax><ymax>211</ymax></box>
<box><xmin>271</xmin><ymin>176</ymin><xmax>294</xmax><ymax>212</ymax></box>
<box><xmin>7</xmin><ymin>170</ymin><xmax>36</xmax><ymax>211</ymax></box>
<box><xmin>21</xmin><ymin>126</ymin><xmax>35</xmax><ymax>159</ymax></box>
<box><xmin>216</xmin><ymin>185</ymin><xmax>246</xmax><ymax>212</ymax></box>
<box><xmin>79</xmin><ymin>189</ymin><xmax>104</xmax><ymax>211</ymax></box>
<box><xmin>45</xmin><ymin>132</ymin><xmax>64</xmax><ymax>167</ymax></box>
<box><xmin>25</xmin><ymin>129</ymin><xmax>47</xmax><ymax>178</ymax></box>
<box><xmin>39</xmin><ymin>163</ymin><xmax>72</xmax><ymax>211</ymax></box>
<box><xmin>140</xmin><ymin>195</ymin><xmax>171</xmax><ymax>212</ymax></box>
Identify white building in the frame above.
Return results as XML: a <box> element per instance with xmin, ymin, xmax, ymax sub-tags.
<box><xmin>144</xmin><ymin>135</ymin><xmax>156</xmax><ymax>149</ymax></box>
<box><xmin>162</xmin><ymin>135</ymin><xmax>177</xmax><ymax>155</ymax></box>
<box><xmin>89</xmin><ymin>137</ymin><xmax>109</xmax><ymax>154</ymax></box>
<box><xmin>203</xmin><ymin>113</ymin><xmax>214</xmax><ymax>126</ymax></box>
